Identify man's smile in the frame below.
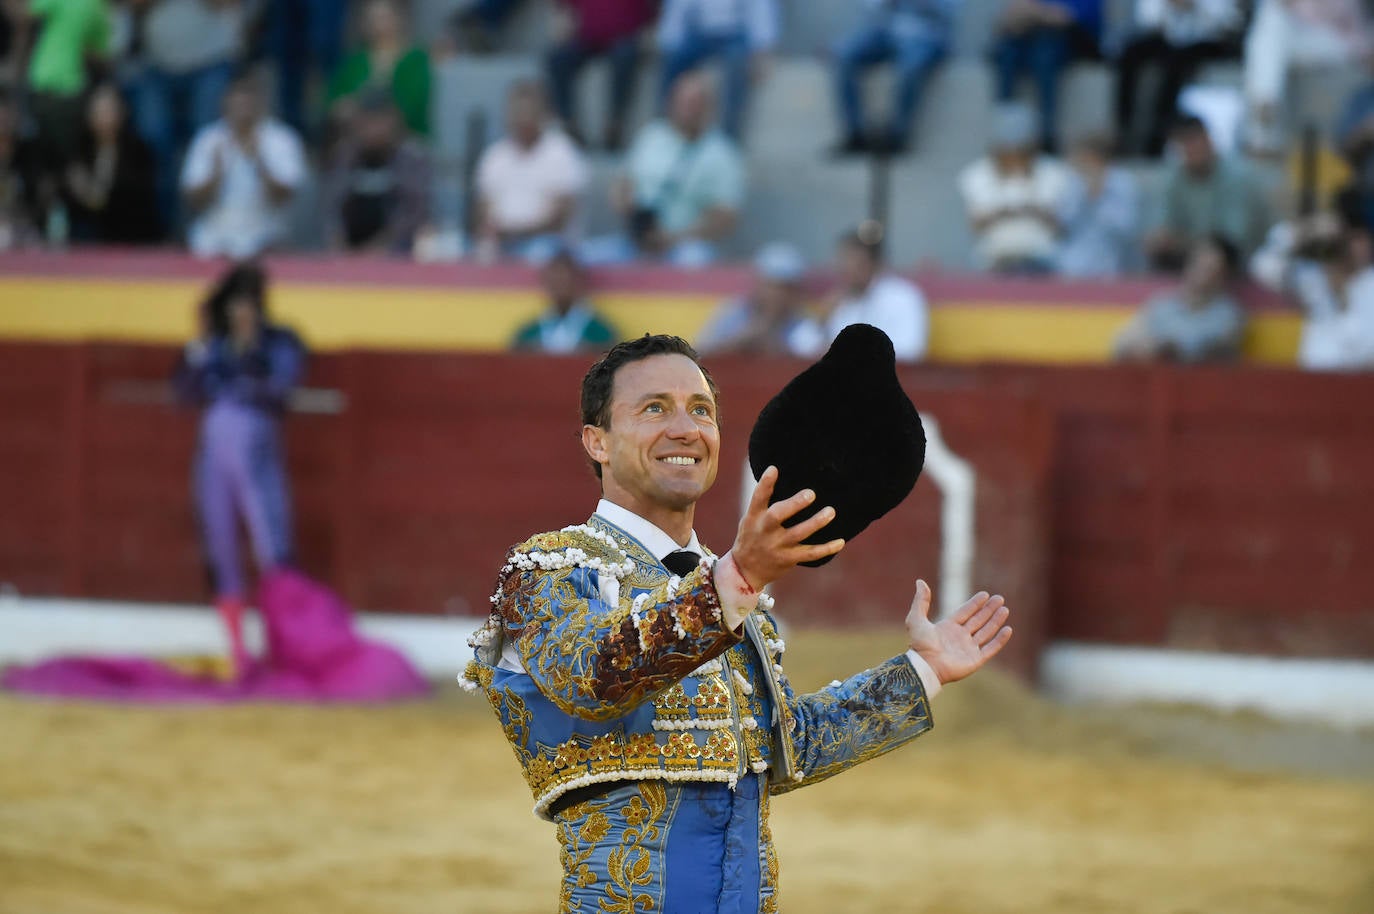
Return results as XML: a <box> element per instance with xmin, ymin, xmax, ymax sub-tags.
<box><xmin>658</xmin><ymin>456</ymin><xmax>701</xmax><ymax>466</ymax></box>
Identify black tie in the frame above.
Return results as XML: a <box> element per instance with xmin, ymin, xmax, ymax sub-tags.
<box><xmin>662</xmin><ymin>550</ymin><xmax>701</xmax><ymax>577</ymax></box>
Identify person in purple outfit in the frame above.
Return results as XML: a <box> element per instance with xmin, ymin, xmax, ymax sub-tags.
<box><xmin>174</xmin><ymin>261</ymin><xmax>306</xmax><ymax>673</ymax></box>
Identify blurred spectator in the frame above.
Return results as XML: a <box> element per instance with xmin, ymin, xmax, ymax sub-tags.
<box><xmin>263</xmin><ymin>0</ymin><xmax>348</xmax><ymax>136</ymax></box>
<box><xmin>511</xmin><ymin>248</ymin><xmax>619</xmax><ymax>353</ymax></box>
<box><xmin>64</xmin><ymin>82</ymin><xmax>162</xmax><ymax>243</ymax></box>
<box><xmin>789</xmin><ymin>223</ymin><xmax>929</xmax><ymax>362</ymax></box>
<box><xmin>1054</xmin><ymin>131</ymin><xmax>1140</xmax><ymax>277</ymax></box>
<box><xmin>181</xmin><ymin>71</ymin><xmax>307</xmax><ymax>258</ymax></box>
<box><xmin>697</xmin><ymin>242</ymin><xmax>809</xmax><ymax>354</ymax></box>
<box><xmin>10</xmin><ymin>0</ymin><xmax>113</xmax><ymax>171</ymax></box>
<box><xmin>545</xmin><ymin>0</ymin><xmax>657</xmax><ymax>151</ymax></box>
<box><xmin>991</xmin><ymin>0</ymin><xmax>1102</xmax><ymax>154</ymax></box>
<box><xmin>323</xmin><ymin>89</ymin><xmax>430</xmax><ymax>256</ymax></box>
<box><xmin>656</xmin><ymin>0</ymin><xmax>779</xmax><ymax>141</ymax></box>
<box><xmin>474</xmin><ymin>79</ymin><xmax>587</xmax><ymax>263</ymax></box>
<box><xmin>1251</xmin><ymin>208</ymin><xmax>1374</xmax><ymax>370</ymax></box>
<box><xmin>1113</xmin><ymin>233</ymin><xmax>1244</xmax><ymax>361</ymax></box>
<box><xmin>1114</xmin><ymin>0</ymin><xmax>1242</xmax><ymax>158</ymax></box>
<box><xmin>1242</xmin><ymin>0</ymin><xmax>1371</xmax><ymax>156</ymax></box>
<box><xmin>1335</xmin><ymin>72</ymin><xmax>1374</xmax><ymax>233</ymax></box>
<box><xmin>1145</xmin><ymin>115</ymin><xmax>1269</xmax><ymax>272</ymax></box>
<box><xmin>126</xmin><ymin>0</ymin><xmax>245</xmax><ymax>228</ymax></box>
<box><xmin>0</xmin><ymin>88</ymin><xmax>43</xmax><ymax>249</ymax></box>
<box><xmin>446</xmin><ymin>0</ymin><xmax>527</xmax><ymax>54</ymax></box>
<box><xmin>831</xmin><ymin>0</ymin><xmax>955</xmax><ymax>156</ymax></box>
<box><xmin>173</xmin><ymin>262</ymin><xmax>308</xmax><ymax>672</ymax></box>
<box><xmin>327</xmin><ymin>0</ymin><xmax>431</xmax><ymax>140</ymax></box>
<box><xmin>958</xmin><ymin>103</ymin><xmax>1073</xmax><ymax>274</ymax></box>
<box><xmin>581</xmin><ymin>72</ymin><xmax>743</xmax><ymax>269</ymax></box>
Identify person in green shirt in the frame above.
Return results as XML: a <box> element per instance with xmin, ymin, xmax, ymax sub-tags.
<box><xmin>12</xmin><ymin>0</ymin><xmax>111</xmax><ymax>168</ymax></box>
<box><xmin>327</xmin><ymin>0</ymin><xmax>431</xmax><ymax>139</ymax></box>
<box><xmin>512</xmin><ymin>248</ymin><xmax>620</xmax><ymax>354</ymax></box>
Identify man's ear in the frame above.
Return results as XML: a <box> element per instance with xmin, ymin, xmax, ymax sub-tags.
<box><xmin>582</xmin><ymin>424</ymin><xmax>609</xmax><ymax>470</ymax></box>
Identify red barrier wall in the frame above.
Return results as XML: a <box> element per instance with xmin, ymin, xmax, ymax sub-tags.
<box><xmin>2</xmin><ymin>343</ymin><xmax>1371</xmax><ymax>664</ymax></box>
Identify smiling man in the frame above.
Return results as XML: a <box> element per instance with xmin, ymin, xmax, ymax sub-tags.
<box><xmin>462</xmin><ymin>334</ymin><xmax>1012</xmax><ymax>913</ymax></box>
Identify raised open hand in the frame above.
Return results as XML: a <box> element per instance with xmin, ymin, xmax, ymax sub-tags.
<box><xmin>729</xmin><ymin>466</ymin><xmax>844</xmax><ymax>590</ymax></box>
<box><xmin>906</xmin><ymin>580</ymin><xmax>1012</xmax><ymax>684</ymax></box>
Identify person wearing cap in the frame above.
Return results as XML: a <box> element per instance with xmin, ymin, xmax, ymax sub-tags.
<box><xmin>788</xmin><ymin>224</ymin><xmax>930</xmax><ymax>362</ymax></box>
<box><xmin>322</xmin><ymin>88</ymin><xmax>432</xmax><ymax>256</ymax></box>
<box><xmin>511</xmin><ymin>248</ymin><xmax>620</xmax><ymax>354</ymax></box>
<box><xmin>462</xmin><ymin>333</ymin><xmax>1013</xmax><ymax>912</ymax></box>
<box><xmin>696</xmin><ymin>242</ymin><xmax>810</xmax><ymax>355</ymax></box>
<box><xmin>957</xmin><ymin>102</ymin><xmax>1073</xmax><ymax>274</ymax></box>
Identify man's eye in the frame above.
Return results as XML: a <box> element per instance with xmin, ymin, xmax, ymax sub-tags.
<box><xmin>692</xmin><ymin>406</ymin><xmax>711</xmax><ymax>417</ymax></box>
<box><xmin>645</xmin><ymin>403</ymin><xmax>664</xmax><ymax>413</ymax></box>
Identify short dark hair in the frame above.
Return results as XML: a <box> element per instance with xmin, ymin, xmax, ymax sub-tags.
<box><xmin>580</xmin><ymin>334</ymin><xmax>720</xmax><ymax>479</ymax></box>
<box><xmin>203</xmin><ymin>261</ymin><xmax>268</xmax><ymax>337</ymax></box>
<box><xmin>1170</xmin><ymin>114</ymin><xmax>1209</xmax><ymax>138</ymax></box>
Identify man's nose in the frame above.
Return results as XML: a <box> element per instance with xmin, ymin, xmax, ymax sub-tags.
<box><xmin>666</xmin><ymin>406</ymin><xmax>700</xmax><ymax>438</ymax></box>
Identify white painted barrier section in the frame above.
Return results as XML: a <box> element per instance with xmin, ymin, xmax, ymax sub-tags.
<box><xmin>0</xmin><ymin>595</ymin><xmax>480</xmax><ymax>679</ymax></box>
<box><xmin>918</xmin><ymin>416</ymin><xmax>976</xmax><ymax>620</ymax></box>
<box><xmin>7</xmin><ymin>603</ymin><xmax>1374</xmax><ymax>728</ymax></box>
<box><xmin>1043</xmin><ymin>642</ymin><xmax>1374</xmax><ymax>729</ymax></box>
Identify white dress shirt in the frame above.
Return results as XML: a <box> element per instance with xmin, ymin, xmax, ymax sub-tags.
<box><xmin>499</xmin><ymin>498</ymin><xmax>942</xmax><ymax>700</ymax></box>
<box><xmin>788</xmin><ymin>274</ymin><xmax>931</xmax><ymax>362</ymax></box>
<box><xmin>181</xmin><ymin>118</ymin><xmax>306</xmax><ymax>259</ymax></box>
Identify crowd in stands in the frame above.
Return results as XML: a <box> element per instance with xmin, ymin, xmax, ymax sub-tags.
<box><xmin>0</xmin><ymin>0</ymin><xmax>1371</xmax><ymax>369</ymax></box>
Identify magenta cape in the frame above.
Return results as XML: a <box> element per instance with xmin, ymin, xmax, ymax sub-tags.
<box><xmin>2</xmin><ymin>569</ymin><xmax>430</xmax><ymax>703</ymax></box>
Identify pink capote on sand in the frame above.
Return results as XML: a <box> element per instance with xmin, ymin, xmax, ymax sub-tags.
<box><xmin>2</xmin><ymin>569</ymin><xmax>430</xmax><ymax>703</ymax></box>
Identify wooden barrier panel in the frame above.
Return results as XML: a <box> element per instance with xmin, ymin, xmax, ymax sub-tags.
<box><xmin>1</xmin><ymin>343</ymin><xmax>1371</xmax><ymax>663</ymax></box>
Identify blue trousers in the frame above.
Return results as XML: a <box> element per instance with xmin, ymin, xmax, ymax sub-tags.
<box><xmin>546</xmin><ymin>36</ymin><xmax>642</xmax><ymax>133</ymax></box>
<box><xmin>263</xmin><ymin>0</ymin><xmax>349</xmax><ymax>135</ymax></box>
<box><xmin>128</xmin><ymin>61</ymin><xmax>234</xmax><ymax>228</ymax></box>
<box><xmin>835</xmin><ymin>24</ymin><xmax>946</xmax><ymax>140</ymax></box>
<box><xmin>992</xmin><ymin>26</ymin><xmax>1071</xmax><ymax>148</ymax></box>
<box><xmin>659</xmin><ymin>32</ymin><xmax>752</xmax><ymax>141</ymax></box>
<box><xmin>555</xmin><ymin>776</ymin><xmax>775</xmax><ymax>913</ymax></box>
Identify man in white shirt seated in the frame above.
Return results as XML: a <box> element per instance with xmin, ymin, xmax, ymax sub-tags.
<box><xmin>180</xmin><ymin>71</ymin><xmax>307</xmax><ymax>259</ymax></box>
<box><xmin>958</xmin><ymin>102</ymin><xmax>1073</xmax><ymax>275</ymax></box>
<box><xmin>581</xmin><ymin>72</ymin><xmax>745</xmax><ymax>270</ymax></box>
<box><xmin>788</xmin><ymin>223</ymin><xmax>930</xmax><ymax>362</ymax></box>
<box><xmin>1251</xmin><ymin>208</ymin><xmax>1374</xmax><ymax>371</ymax></box>
<box><xmin>474</xmin><ymin>79</ymin><xmax>589</xmax><ymax>264</ymax></box>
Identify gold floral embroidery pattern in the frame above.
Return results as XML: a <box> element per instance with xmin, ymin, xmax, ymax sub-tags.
<box><xmin>557</xmin><ymin>805</ymin><xmax>610</xmax><ymax>913</ymax></box>
<box><xmin>771</xmin><ymin>655</ymin><xmax>934</xmax><ymax>795</ymax></box>
<box><xmin>759</xmin><ymin>784</ymin><xmax>780</xmax><ymax>913</ymax></box>
<box><xmin>488</xmin><ymin>528</ymin><xmax>741</xmax><ymax>723</ymax></box>
<box><xmin>601</xmin><ymin>782</ymin><xmax>670</xmax><ymax>914</ymax></box>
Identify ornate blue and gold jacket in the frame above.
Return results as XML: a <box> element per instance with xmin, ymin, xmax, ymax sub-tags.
<box><xmin>461</xmin><ymin>513</ymin><xmax>934</xmax><ymax>912</ymax></box>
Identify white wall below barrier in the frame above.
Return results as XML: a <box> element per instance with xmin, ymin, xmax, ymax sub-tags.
<box><xmin>3</xmin><ymin>596</ymin><xmax>1373</xmax><ymax>728</ymax></box>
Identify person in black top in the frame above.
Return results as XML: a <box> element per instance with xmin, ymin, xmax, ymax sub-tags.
<box><xmin>65</xmin><ymin>83</ymin><xmax>164</xmax><ymax>244</ymax></box>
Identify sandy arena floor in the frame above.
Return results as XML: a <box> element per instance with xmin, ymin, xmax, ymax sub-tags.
<box><xmin>3</xmin><ymin>629</ymin><xmax>1373</xmax><ymax>914</ymax></box>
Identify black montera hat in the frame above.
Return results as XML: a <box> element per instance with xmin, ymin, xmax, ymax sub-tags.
<box><xmin>747</xmin><ymin>324</ymin><xmax>925</xmax><ymax>567</ymax></box>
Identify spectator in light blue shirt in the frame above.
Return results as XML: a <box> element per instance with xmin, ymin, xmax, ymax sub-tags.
<box><xmin>832</xmin><ymin>0</ymin><xmax>958</xmax><ymax>157</ymax></box>
<box><xmin>1114</xmin><ymin>233</ymin><xmax>1245</xmax><ymax>362</ymax></box>
<box><xmin>657</xmin><ymin>0</ymin><xmax>780</xmax><ymax>141</ymax></box>
<box><xmin>581</xmin><ymin>72</ymin><xmax>745</xmax><ymax>269</ymax></box>
<box><xmin>1055</xmin><ymin>132</ymin><xmax>1141</xmax><ymax>277</ymax></box>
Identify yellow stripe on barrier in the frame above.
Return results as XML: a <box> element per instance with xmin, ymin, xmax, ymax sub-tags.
<box><xmin>1</xmin><ymin>276</ymin><xmax>1302</xmax><ymax>363</ymax></box>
